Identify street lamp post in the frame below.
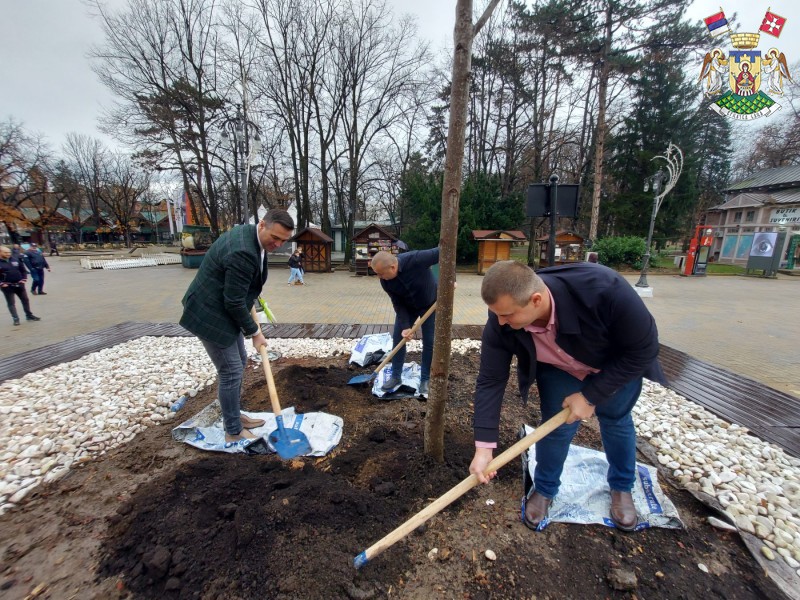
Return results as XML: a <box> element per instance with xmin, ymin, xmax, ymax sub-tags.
<box><xmin>220</xmin><ymin>104</ymin><xmax>261</xmax><ymax>225</ymax></box>
<box><xmin>152</xmin><ymin>202</ymin><xmax>160</xmax><ymax>245</ymax></box>
<box><xmin>635</xmin><ymin>143</ymin><xmax>683</xmax><ymax>290</ymax></box>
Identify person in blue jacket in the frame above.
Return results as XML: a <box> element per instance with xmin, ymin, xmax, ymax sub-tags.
<box><xmin>24</xmin><ymin>243</ymin><xmax>50</xmax><ymax>295</ymax></box>
<box><xmin>468</xmin><ymin>260</ymin><xmax>665</xmax><ymax>532</ymax></box>
<box><xmin>0</xmin><ymin>246</ymin><xmax>41</xmax><ymax>325</ymax></box>
<box><xmin>370</xmin><ymin>248</ymin><xmax>438</xmax><ymax>396</ymax></box>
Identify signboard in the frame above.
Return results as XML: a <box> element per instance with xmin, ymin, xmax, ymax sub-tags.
<box><xmin>769</xmin><ymin>207</ymin><xmax>800</xmax><ymax>224</ymax></box>
<box><xmin>525</xmin><ymin>184</ymin><xmax>580</xmax><ymax>218</ymax></box>
<box><xmin>746</xmin><ymin>231</ymin><xmax>786</xmax><ymax>276</ymax></box>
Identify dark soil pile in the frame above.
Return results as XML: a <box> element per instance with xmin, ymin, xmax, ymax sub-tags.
<box><xmin>0</xmin><ymin>352</ymin><xmax>786</xmax><ymax>600</ymax></box>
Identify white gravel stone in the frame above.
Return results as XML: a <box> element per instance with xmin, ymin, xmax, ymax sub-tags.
<box><xmin>634</xmin><ymin>380</ymin><xmax>800</xmax><ymax>573</ymax></box>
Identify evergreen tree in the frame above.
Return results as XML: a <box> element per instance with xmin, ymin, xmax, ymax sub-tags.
<box><xmin>691</xmin><ymin>101</ymin><xmax>732</xmax><ymax>227</ymax></box>
<box><xmin>401</xmin><ymin>155</ymin><xmax>525</xmax><ymax>262</ymax></box>
<box><xmin>605</xmin><ymin>51</ymin><xmax>702</xmax><ymax>247</ymax></box>
<box><xmin>400</xmin><ymin>153</ymin><xmax>444</xmax><ymax>252</ymax></box>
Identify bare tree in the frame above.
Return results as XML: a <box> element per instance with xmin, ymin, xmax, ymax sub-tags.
<box><xmin>89</xmin><ymin>0</ymin><xmax>225</xmax><ymax>233</ymax></box>
<box><xmin>252</xmin><ymin>0</ymin><xmax>337</xmax><ymax>230</ymax></box>
<box><xmin>63</xmin><ymin>133</ymin><xmax>112</xmax><ymax>238</ymax></box>
<box><xmin>425</xmin><ymin>0</ymin><xmax>503</xmax><ymax>462</ymax></box>
<box><xmin>103</xmin><ymin>154</ymin><xmax>152</xmax><ymax>247</ymax></box>
<box><xmin>335</xmin><ymin>0</ymin><xmax>429</xmax><ymax>261</ymax></box>
<box><xmin>368</xmin><ymin>78</ymin><xmax>438</xmax><ymax>233</ymax></box>
<box><xmin>0</xmin><ymin>118</ymin><xmax>52</xmax><ymax>212</ymax></box>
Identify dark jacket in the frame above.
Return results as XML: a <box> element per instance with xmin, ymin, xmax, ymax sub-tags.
<box><xmin>288</xmin><ymin>254</ymin><xmax>302</xmax><ymax>269</ymax></box>
<box><xmin>24</xmin><ymin>249</ymin><xmax>49</xmax><ymax>269</ymax></box>
<box><xmin>180</xmin><ymin>225</ymin><xmax>266</xmax><ymax>347</ymax></box>
<box><xmin>0</xmin><ymin>257</ymin><xmax>29</xmax><ymax>285</ymax></box>
<box><xmin>473</xmin><ymin>262</ymin><xmax>666</xmax><ymax>444</ymax></box>
<box><xmin>379</xmin><ymin>248</ymin><xmax>439</xmax><ymax>315</ymax></box>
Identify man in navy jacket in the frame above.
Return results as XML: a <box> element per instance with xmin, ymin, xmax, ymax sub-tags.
<box><xmin>469</xmin><ymin>260</ymin><xmax>665</xmax><ymax>531</ymax></box>
<box><xmin>24</xmin><ymin>243</ymin><xmax>50</xmax><ymax>295</ymax></box>
<box><xmin>0</xmin><ymin>246</ymin><xmax>41</xmax><ymax>325</ymax></box>
<box><xmin>370</xmin><ymin>247</ymin><xmax>438</xmax><ymax>396</ymax></box>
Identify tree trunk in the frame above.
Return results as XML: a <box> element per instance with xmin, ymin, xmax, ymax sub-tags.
<box><xmin>424</xmin><ymin>0</ymin><xmax>502</xmax><ymax>462</ymax></box>
<box><xmin>588</xmin><ymin>7</ymin><xmax>612</xmax><ymax>242</ymax></box>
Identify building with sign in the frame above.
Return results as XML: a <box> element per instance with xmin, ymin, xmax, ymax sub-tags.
<box><xmin>703</xmin><ymin>165</ymin><xmax>800</xmax><ymax>268</ymax></box>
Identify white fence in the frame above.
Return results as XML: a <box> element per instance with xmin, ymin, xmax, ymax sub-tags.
<box><xmin>80</xmin><ymin>253</ymin><xmax>182</xmax><ymax>270</ymax></box>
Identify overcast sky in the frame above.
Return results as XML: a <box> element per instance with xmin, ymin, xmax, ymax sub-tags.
<box><xmin>1</xmin><ymin>0</ymin><xmax>797</xmax><ymax>152</ymax></box>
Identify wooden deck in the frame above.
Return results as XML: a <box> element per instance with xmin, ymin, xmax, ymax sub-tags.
<box><xmin>0</xmin><ymin>322</ymin><xmax>796</xmax><ymax>458</ymax></box>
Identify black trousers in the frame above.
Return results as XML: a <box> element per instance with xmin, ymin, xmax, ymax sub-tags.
<box><xmin>2</xmin><ymin>285</ymin><xmax>32</xmax><ymax>320</ymax></box>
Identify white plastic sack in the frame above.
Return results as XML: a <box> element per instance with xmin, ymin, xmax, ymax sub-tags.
<box><xmin>371</xmin><ymin>361</ymin><xmax>425</xmax><ymax>399</ymax></box>
<box><xmin>349</xmin><ymin>332</ymin><xmax>393</xmax><ymax>367</ymax></box>
<box><xmin>172</xmin><ymin>400</ymin><xmax>343</xmax><ymax>456</ymax></box>
<box><xmin>521</xmin><ymin>425</ymin><xmax>682</xmax><ymax>531</ymax></box>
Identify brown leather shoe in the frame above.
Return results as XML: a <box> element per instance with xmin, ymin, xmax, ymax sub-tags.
<box><xmin>240</xmin><ymin>415</ymin><xmax>266</xmax><ymax>429</ymax></box>
<box><xmin>610</xmin><ymin>490</ymin><xmax>638</xmax><ymax>531</ymax></box>
<box><xmin>523</xmin><ymin>492</ymin><xmax>552</xmax><ymax>530</ymax></box>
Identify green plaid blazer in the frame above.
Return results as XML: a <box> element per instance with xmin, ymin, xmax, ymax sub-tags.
<box><xmin>180</xmin><ymin>224</ymin><xmax>266</xmax><ymax>346</ymax></box>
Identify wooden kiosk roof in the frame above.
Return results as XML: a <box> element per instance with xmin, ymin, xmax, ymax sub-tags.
<box><xmin>290</xmin><ymin>227</ymin><xmax>334</xmax><ymax>243</ymax></box>
<box><xmin>471</xmin><ymin>229</ymin><xmax>527</xmax><ymax>240</ymax></box>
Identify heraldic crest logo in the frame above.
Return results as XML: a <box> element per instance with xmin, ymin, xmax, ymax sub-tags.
<box><xmin>699</xmin><ymin>7</ymin><xmax>792</xmax><ymax>120</ymax></box>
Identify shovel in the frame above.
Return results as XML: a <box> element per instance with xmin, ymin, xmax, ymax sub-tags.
<box><xmin>251</xmin><ymin>308</ymin><xmax>312</xmax><ymax>459</ymax></box>
<box><xmin>347</xmin><ymin>301</ymin><xmax>437</xmax><ymax>386</ymax></box>
<box><xmin>353</xmin><ymin>407</ymin><xmax>571</xmax><ymax>568</ymax></box>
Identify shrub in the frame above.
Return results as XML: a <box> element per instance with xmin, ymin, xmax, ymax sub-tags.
<box><xmin>593</xmin><ymin>236</ymin><xmax>646</xmax><ymax>270</ymax></box>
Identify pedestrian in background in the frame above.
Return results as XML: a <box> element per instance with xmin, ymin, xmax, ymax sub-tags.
<box><xmin>24</xmin><ymin>243</ymin><xmax>50</xmax><ymax>295</ymax></box>
<box><xmin>0</xmin><ymin>246</ymin><xmax>41</xmax><ymax>326</ymax></box>
<box><xmin>287</xmin><ymin>249</ymin><xmax>305</xmax><ymax>285</ymax></box>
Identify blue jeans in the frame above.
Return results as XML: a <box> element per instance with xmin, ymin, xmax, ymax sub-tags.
<box><xmin>391</xmin><ymin>308</ymin><xmax>435</xmax><ymax>382</ymax></box>
<box><xmin>201</xmin><ymin>336</ymin><xmax>248</xmax><ymax>435</ymax></box>
<box><xmin>288</xmin><ymin>268</ymin><xmax>304</xmax><ymax>284</ymax></box>
<box><xmin>533</xmin><ymin>363</ymin><xmax>642</xmax><ymax>498</ymax></box>
<box><xmin>30</xmin><ymin>268</ymin><xmax>44</xmax><ymax>293</ymax></box>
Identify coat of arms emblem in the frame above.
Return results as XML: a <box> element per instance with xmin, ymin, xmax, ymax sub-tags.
<box><xmin>699</xmin><ymin>8</ymin><xmax>792</xmax><ymax>120</ymax></box>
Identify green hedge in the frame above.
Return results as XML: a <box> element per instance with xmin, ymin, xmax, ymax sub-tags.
<box><xmin>593</xmin><ymin>236</ymin><xmax>646</xmax><ymax>270</ymax></box>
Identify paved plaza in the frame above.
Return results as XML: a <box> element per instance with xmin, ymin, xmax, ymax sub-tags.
<box><xmin>1</xmin><ymin>254</ymin><xmax>798</xmax><ymax>397</ymax></box>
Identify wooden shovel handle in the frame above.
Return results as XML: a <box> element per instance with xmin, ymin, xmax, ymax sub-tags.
<box><xmin>251</xmin><ymin>307</ymin><xmax>283</xmax><ymax>416</ymax></box>
<box><xmin>355</xmin><ymin>407</ymin><xmax>570</xmax><ymax>568</ymax></box>
<box><xmin>372</xmin><ymin>301</ymin><xmax>437</xmax><ymax>376</ymax></box>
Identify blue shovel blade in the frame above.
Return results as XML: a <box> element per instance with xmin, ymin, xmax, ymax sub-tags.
<box><xmin>269</xmin><ymin>420</ymin><xmax>312</xmax><ymax>460</ymax></box>
<box><xmin>347</xmin><ymin>372</ymin><xmax>376</xmax><ymax>385</ymax></box>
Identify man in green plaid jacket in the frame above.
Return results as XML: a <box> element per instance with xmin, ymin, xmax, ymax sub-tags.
<box><xmin>180</xmin><ymin>209</ymin><xmax>294</xmax><ymax>443</ymax></box>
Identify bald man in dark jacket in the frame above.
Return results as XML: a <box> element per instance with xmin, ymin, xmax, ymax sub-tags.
<box><xmin>370</xmin><ymin>247</ymin><xmax>438</xmax><ymax>396</ymax></box>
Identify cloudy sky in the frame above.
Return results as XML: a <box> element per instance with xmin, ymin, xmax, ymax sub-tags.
<box><xmin>1</xmin><ymin>0</ymin><xmax>797</xmax><ymax>151</ymax></box>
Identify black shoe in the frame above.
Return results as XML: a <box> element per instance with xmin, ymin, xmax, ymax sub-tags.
<box><xmin>26</xmin><ymin>315</ymin><xmax>41</xmax><ymax>321</ymax></box>
<box><xmin>38</xmin><ymin>292</ymin><xmax>47</xmax><ymax>295</ymax></box>
<box><xmin>13</xmin><ymin>318</ymin><xmax>20</xmax><ymax>326</ymax></box>
<box><xmin>31</xmin><ymin>290</ymin><xmax>37</xmax><ymax>295</ymax></box>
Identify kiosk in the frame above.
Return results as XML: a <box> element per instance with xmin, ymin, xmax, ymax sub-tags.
<box><xmin>352</xmin><ymin>223</ymin><xmax>398</xmax><ymax>276</ymax></box>
<box><xmin>683</xmin><ymin>226</ymin><xmax>714</xmax><ymax>276</ymax></box>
